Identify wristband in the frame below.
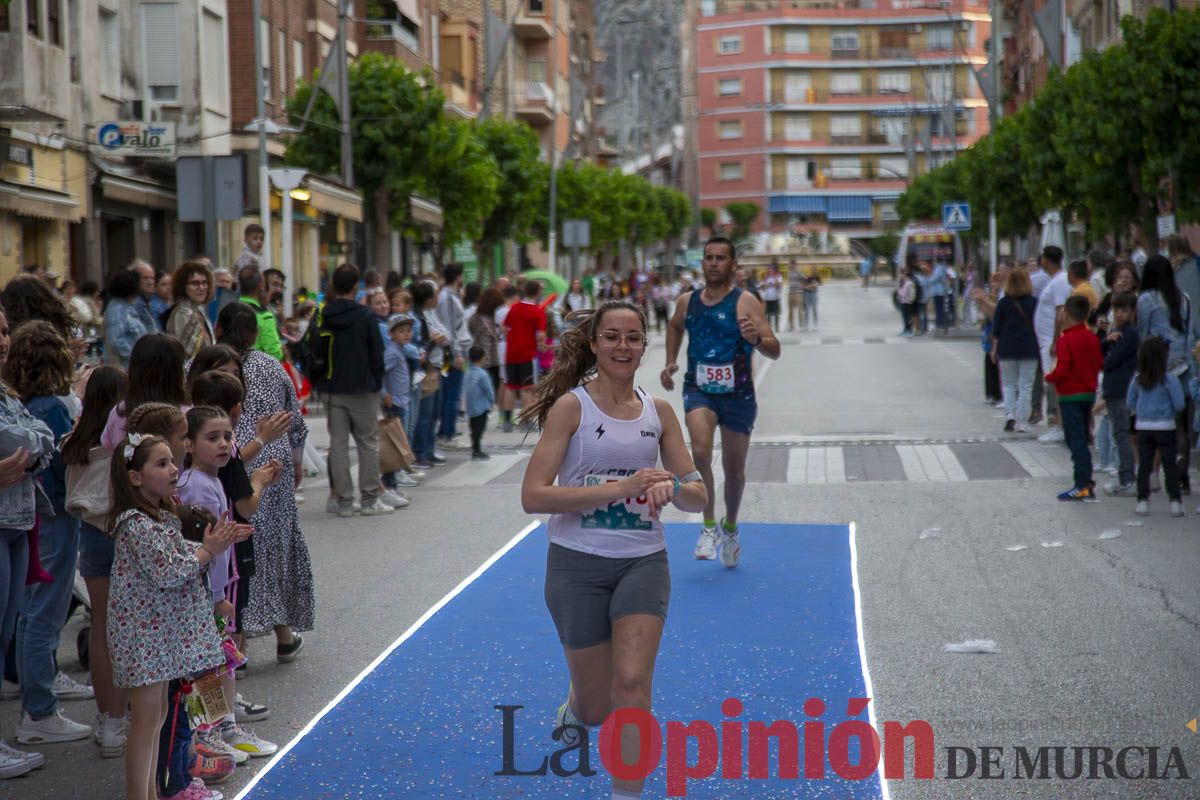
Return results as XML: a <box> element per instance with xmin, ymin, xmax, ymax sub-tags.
<box><xmin>196</xmin><ymin>547</ymin><xmax>211</xmax><ymax>564</ymax></box>
<box><xmin>680</xmin><ymin>470</ymin><xmax>702</xmax><ymax>483</ymax></box>
<box><xmin>672</xmin><ymin>477</ymin><xmax>681</xmax><ymax>498</ymax></box>
<box><xmin>252</xmin><ymin>436</ymin><xmax>265</xmax><ymax>448</ymax></box>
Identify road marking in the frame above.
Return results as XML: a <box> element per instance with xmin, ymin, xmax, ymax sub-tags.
<box><xmin>233</xmin><ymin>520</ymin><xmax>542</xmax><ymax>800</ymax></box>
<box><xmin>426</xmin><ymin>453</ymin><xmax>526</xmax><ymax>488</ymax></box>
<box><xmin>1002</xmin><ymin>442</ymin><xmax>1050</xmax><ymax>477</ymax></box>
<box><xmin>931</xmin><ymin>444</ymin><xmax>970</xmax><ymax>482</ymax></box>
<box><xmin>895</xmin><ymin>445</ymin><xmax>928</xmax><ymax>481</ymax></box>
<box><xmin>913</xmin><ymin>444</ymin><xmax>949</xmax><ymax>481</ymax></box>
<box><xmin>807</xmin><ymin>446</ymin><xmax>828</xmax><ymax>484</ymax></box>
<box><xmin>849</xmin><ymin>520</ymin><xmax>894</xmax><ymax>800</ymax></box>
<box><xmin>787</xmin><ymin>447</ymin><xmax>808</xmax><ymax>484</ymax></box>
<box><xmin>843</xmin><ymin>336</ymin><xmax>865</xmax><ymax>345</ymax></box>
<box><xmin>825</xmin><ymin>446</ymin><xmax>847</xmax><ymax>483</ymax></box>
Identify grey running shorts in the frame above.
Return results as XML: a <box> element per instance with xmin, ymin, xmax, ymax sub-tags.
<box><xmin>544</xmin><ymin>543</ymin><xmax>671</xmax><ymax>650</ymax></box>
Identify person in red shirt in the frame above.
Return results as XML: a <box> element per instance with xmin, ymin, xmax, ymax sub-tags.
<box><xmin>1045</xmin><ymin>294</ymin><xmax>1105</xmax><ymax>500</ymax></box>
<box><xmin>502</xmin><ymin>280</ymin><xmax>547</xmax><ymax>428</ymax></box>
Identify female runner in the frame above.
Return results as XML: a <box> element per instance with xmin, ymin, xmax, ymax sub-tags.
<box><xmin>521</xmin><ymin>300</ymin><xmax>706</xmax><ymax>799</ymax></box>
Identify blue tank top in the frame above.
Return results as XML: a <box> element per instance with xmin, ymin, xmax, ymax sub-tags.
<box><xmin>684</xmin><ymin>287</ymin><xmax>755</xmax><ymax>398</ymax></box>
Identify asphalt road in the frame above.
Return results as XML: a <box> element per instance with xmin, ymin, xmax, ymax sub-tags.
<box><xmin>8</xmin><ymin>281</ymin><xmax>1199</xmax><ymax>799</ymax></box>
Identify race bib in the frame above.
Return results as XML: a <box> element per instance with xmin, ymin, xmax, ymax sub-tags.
<box><xmin>696</xmin><ymin>362</ymin><xmax>736</xmax><ymax>394</ymax></box>
<box><xmin>580</xmin><ymin>474</ymin><xmax>653</xmax><ymax>531</ymax></box>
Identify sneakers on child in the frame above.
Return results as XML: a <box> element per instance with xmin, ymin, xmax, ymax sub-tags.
<box><xmin>1056</xmin><ymin>486</ymin><xmax>1095</xmax><ymax>502</ymax></box>
<box><xmin>1170</xmin><ymin>501</ymin><xmax>1185</xmax><ymax>518</ymax></box>
<box><xmin>15</xmin><ymin>709</ymin><xmax>92</xmax><ymax>743</ymax></box>
<box><xmin>219</xmin><ymin>722</ymin><xmax>278</xmax><ymax>758</ymax></box>
<box><xmin>190</xmin><ymin>750</ymin><xmax>236</xmax><ymax>785</ymax></box>
<box><xmin>93</xmin><ymin>712</ymin><xmax>127</xmax><ymax>757</ymax></box>
<box><xmin>1135</xmin><ymin>500</ymin><xmax>1150</xmax><ymax>516</ymax></box>
<box><xmin>172</xmin><ymin>778</ymin><xmax>225</xmax><ymax>800</ymax></box>
<box><xmin>233</xmin><ymin>694</ymin><xmax>270</xmax><ymax>724</ymax></box>
<box><xmin>1104</xmin><ymin>481</ymin><xmax>1136</xmax><ymax>497</ymax></box>
<box><xmin>693</xmin><ymin>524</ymin><xmax>718</xmax><ymax>560</ymax></box>
<box><xmin>52</xmin><ymin>671</ymin><xmax>94</xmax><ymax>700</ymax></box>
<box><xmin>0</xmin><ymin>741</ymin><xmax>44</xmax><ymax>777</ymax></box>
<box><xmin>197</xmin><ymin>728</ymin><xmax>249</xmax><ymax>765</ymax></box>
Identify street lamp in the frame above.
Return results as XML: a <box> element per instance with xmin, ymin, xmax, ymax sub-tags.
<box><xmin>244</xmin><ymin>117</ymin><xmax>299</xmax><ymax>270</ymax></box>
<box><xmin>268</xmin><ymin>167</ymin><xmax>307</xmax><ymax>316</ymax></box>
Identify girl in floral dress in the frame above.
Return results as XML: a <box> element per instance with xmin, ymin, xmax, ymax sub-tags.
<box><xmin>106</xmin><ymin>434</ymin><xmax>246</xmax><ymax>800</ymax></box>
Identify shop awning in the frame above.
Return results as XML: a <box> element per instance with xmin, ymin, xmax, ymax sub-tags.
<box><xmin>410</xmin><ymin>194</ymin><xmax>443</xmax><ymax>228</ymax></box>
<box><xmin>0</xmin><ymin>181</ymin><xmax>81</xmax><ymax>221</ymax></box>
<box><xmin>100</xmin><ymin>174</ymin><xmax>176</xmax><ymax>210</ymax></box>
<box><xmin>768</xmin><ymin>195</ymin><xmax>827</xmax><ymax>215</ymax></box>
<box><xmin>826</xmin><ymin>196</ymin><xmax>874</xmax><ymax>222</ymax></box>
<box><xmin>306</xmin><ymin>176</ymin><xmax>363</xmax><ymax>222</ymax></box>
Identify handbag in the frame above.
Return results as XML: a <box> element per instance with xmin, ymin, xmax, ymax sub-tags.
<box><xmin>65</xmin><ymin>444</ymin><xmax>113</xmax><ymax>532</ymax></box>
<box><xmin>378</xmin><ymin>416</ymin><xmax>415</xmax><ymax>473</ymax></box>
<box><xmin>419</xmin><ymin>363</ymin><xmax>441</xmax><ymax>398</ymax></box>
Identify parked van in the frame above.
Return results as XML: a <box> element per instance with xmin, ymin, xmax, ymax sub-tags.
<box><xmin>896</xmin><ymin>223</ymin><xmax>962</xmax><ymax>269</ymax></box>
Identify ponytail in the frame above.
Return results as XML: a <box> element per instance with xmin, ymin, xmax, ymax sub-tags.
<box><xmin>519</xmin><ymin>300</ymin><xmax>647</xmax><ymax>428</ymax></box>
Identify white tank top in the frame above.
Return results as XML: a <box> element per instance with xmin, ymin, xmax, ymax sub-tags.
<box><xmin>546</xmin><ymin>386</ymin><xmax>666</xmax><ymax>558</ymax></box>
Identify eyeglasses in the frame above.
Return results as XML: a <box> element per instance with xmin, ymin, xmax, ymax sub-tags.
<box><xmin>597</xmin><ymin>330</ymin><xmax>647</xmax><ymax>348</ymax></box>
<box><xmin>187</xmin><ymin>279</ymin><xmax>210</xmax><ymax>288</ymax></box>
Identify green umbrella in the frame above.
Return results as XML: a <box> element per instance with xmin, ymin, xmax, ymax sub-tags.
<box><xmin>522</xmin><ymin>270</ymin><xmax>569</xmax><ymax>299</ymax></box>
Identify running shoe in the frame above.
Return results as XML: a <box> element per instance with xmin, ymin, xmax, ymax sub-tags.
<box><xmin>393</xmin><ymin>472</ymin><xmax>421</xmax><ymax>487</ymax></box>
<box><xmin>380</xmin><ymin>490</ymin><xmax>410</xmax><ymax>510</ymax></box>
<box><xmin>411</xmin><ymin>460</ymin><xmax>433</xmax><ymax>470</ymax></box>
<box><xmin>233</xmin><ymin>694</ymin><xmax>269</xmax><ymax>724</ymax></box>
<box><xmin>552</xmin><ymin>686</ymin><xmax>581</xmax><ymax>747</ymax></box>
<box><xmin>1003</xmin><ymin>419</ymin><xmax>1015</xmax><ymax>433</ymax></box>
<box><xmin>276</xmin><ymin>635</ymin><xmax>304</xmax><ymax>663</ymax></box>
<box><xmin>718</xmin><ymin>520</ymin><xmax>742</xmax><ymax>569</ymax></box>
<box><xmin>1135</xmin><ymin>500</ymin><xmax>1150</xmax><ymax>516</ymax></box>
<box><xmin>93</xmin><ymin>712</ymin><xmax>127</xmax><ymax>758</ymax></box>
<box><xmin>196</xmin><ymin>728</ymin><xmax>249</xmax><ymax>765</ymax></box>
<box><xmin>404</xmin><ymin>469</ymin><xmax>427</xmax><ymax>481</ymax></box>
<box><xmin>171</xmin><ymin>778</ymin><xmax>224</xmax><ymax>800</ymax></box>
<box><xmin>219</xmin><ymin>722</ymin><xmax>278</xmax><ymax>758</ymax></box>
<box><xmin>1170</xmin><ymin>501</ymin><xmax>1185</xmax><ymax>518</ymax></box>
<box><xmin>52</xmin><ymin>671</ymin><xmax>94</xmax><ymax>700</ymax></box>
<box><xmin>1038</xmin><ymin>429</ymin><xmax>1065</xmax><ymax>443</ymax></box>
<box><xmin>431</xmin><ymin>453</ymin><xmax>448</xmax><ymax>465</ymax></box>
<box><xmin>0</xmin><ymin>741</ymin><xmax>44</xmax><ymax>775</ymax></box>
<box><xmin>1104</xmin><ymin>481</ymin><xmax>1136</xmax><ymax>497</ymax></box>
<box><xmin>15</xmin><ymin>709</ymin><xmax>92</xmax><ymax>743</ymax></box>
<box><xmin>361</xmin><ymin>497</ymin><xmax>396</xmax><ymax>515</ymax></box>
<box><xmin>693</xmin><ymin>525</ymin><xmax>718</xmax><ymax>560</ymax></box>
<box><xmin>1056</xmin><ymin>486</ymin><xmax>1094</xmax><ymax>502</ymax></box>
<box><xmin>471</xmin><ymin>451</ymin><xmax>491</xmax><ymax>461</ymax></box>
<box><xmin>190</xmin><ymin>750</ymin><xmax>236</xmax><ymax>785</ymax></box>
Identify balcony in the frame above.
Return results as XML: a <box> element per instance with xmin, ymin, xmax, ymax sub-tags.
<box><xmin>831</xmin><ymin>45</ymin><xmax>862</xmax><ymax>59</ymax></box>
<box><xmin>513</xmin><ymin>13</ymin><xmax>552</xmax><ymax>40</ymax></box>
<box><xmin>516</xmin><ymin>82</ymin><xmax>555</xmax><ymax>125</ymax></box>
<box><xmin>830</xmin><ymin>134</ymin><xmax>863</xmax><ymax>145</ymax></box>
<box><xmin>365</xmin><ymin>18</ymin><xmax>423</xmax><ymax>66</ymax></box>
<box><xmin>440</xmin><ymin>70</ymin><xmax>480</xmax><ymax>118</ymax></box>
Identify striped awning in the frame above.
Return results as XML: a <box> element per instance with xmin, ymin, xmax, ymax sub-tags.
<box><xmin>826</xmin><ymin>196</ymin><xmax>873</xmax><ymax>222</ymax></box>
<box><xmin>767</xmin><ymin>195</ymin><xmax>827</xmax><ymax>215</ymax></box>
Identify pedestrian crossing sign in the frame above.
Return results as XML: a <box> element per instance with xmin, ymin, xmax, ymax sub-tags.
<box><xmin>942</xmin><ymin>202</ymin><xmax>971</xmax><ymax>230</ymax></box>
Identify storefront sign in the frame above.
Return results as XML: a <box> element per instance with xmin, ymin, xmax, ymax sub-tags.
<box><xmin>93</xmin><ymin>122</ymin><xmax>176</xmax><ymax>157</ymax></box>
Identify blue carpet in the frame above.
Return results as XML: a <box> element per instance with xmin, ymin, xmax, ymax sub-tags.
<box><xmin>241</xmin><ymin>523</ymin><xmax>883</xmax><ymax>799</ymax></box>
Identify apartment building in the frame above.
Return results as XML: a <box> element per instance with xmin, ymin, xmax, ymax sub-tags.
<box><xmin>697</xmin><ymin>0</ymin><xmax>991</xmax><ymax>238</ymax></box>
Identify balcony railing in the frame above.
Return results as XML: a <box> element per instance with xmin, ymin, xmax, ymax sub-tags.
<box><xmin>366</xmin><ymin>19</ymin><xmax>420</xmax><ymax>53</ymax></box>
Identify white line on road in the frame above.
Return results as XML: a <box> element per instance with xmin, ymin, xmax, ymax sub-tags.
<box><xmin>825</xmin><ymin>446</ymin><xmax>847</xmax><ymax>484</ymax></box>
<box><xmin>426</xmin><ymin>453</ymin><xmax>526</xmax><ymax>488</ymax></box>
<box><xmin>848</xmin><ymin>521</ymin><xmax>893</xmax><ymax>800</ymax></box>
<box><xmin>1001</xmin><ymin>442</ymin><xmax>1050</xmax><ymax>478</ymax></box>
<box><xmin>931</xmin><ymin>444</ymin><xmax>970</xmax><ymax>482</ymax></box>
<box><xmin>807</xmin><ymin>447</ymin><xmax>828</xmax><ymax>484</ymax></box>
<box><xmin>233</xmin><ymin>520</ymin><xmax>543</xmax><ymax>800</ymax></box>
<box><xmin>787</xmin><ymin>447</ymin><xmax>808</xmax><ymax>484</ymax></box>
<box><xmin>895</xmin><ymin>445</ymin><xmax>928</xmax><ymax>482</ymax></box>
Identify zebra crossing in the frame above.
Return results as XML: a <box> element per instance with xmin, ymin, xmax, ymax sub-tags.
<box><xmin>422</xmin><ymin>439</ymin><xmax>1079</xmax><ymax>489</ymax></box>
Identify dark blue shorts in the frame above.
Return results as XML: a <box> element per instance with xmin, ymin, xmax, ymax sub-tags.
<box><xmin>683</xmin><ymin>389</ymin><xmax>757</xmax><ymax>435</ymax></box>
<box><xmin>78</xmin><ymin>520</ymin><xmax>114</xmax><ymax>579</ymax></box>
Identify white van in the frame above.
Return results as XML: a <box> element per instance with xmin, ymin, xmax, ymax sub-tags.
<box><xmin>895</xmin><ymin>223</ymin><xmax>962</xmax><ymax>270</ymax></box>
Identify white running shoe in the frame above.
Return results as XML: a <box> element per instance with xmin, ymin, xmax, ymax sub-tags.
<box><xmin>380</xmin><ymin>489</ymin><xmax>410</xmax><ymax>509</ymax></box>
<box><xmin>93</xmin><ymin>712</ymin><xmax>127</xmax><ymax>758</ymax></box>
<box><xmin>1037</xmin><ymin>429</ymin><xmax>1065</xmax><ymax>443</ymax></box>
<box><xmin>0</xmin><ymin>741</ymin><xmax>40</xmax><ymax>779</ymax></box>
<box><xmin>360</xmin><ymin>497</ymin><xmax>395</xmax><ymax>516</ymax></box>
<box><xmin>393</xmin><ymin>472</ymin><xmax>421</xmax><ymax>488</ymax></box>
<box><xmin>220</xmin><ymin>722</ymin><xmax>278</xmax><ymax>758</ymax></box>
<box><xmin>693</xmin><ymin>525</ymin><xmax>718</xmax><ymax>560</ymax></box>
<box><xmin>1135</xmin><ymin>500</ymin><xmax>1150</xmax><ymax>516</ymax></box>
<box><xmin>718</xmin><ymin>522</ymin><xmax>742</xmax><ymax>569</ymax></box>
<box><xmin>199</xmin><ymin>728</ymin><xmax>249</xmax><ymax>764</ymax></box>
<box><xmin>52</xmin><ymin>671</ymin><xmax>94</xmax><ymax>700</ymax></box>
<box><xmin>1104</xmin><ymin>482</ymin><xmax>1136</xmax><ymax>497</ymax></box>
<box><xmin>1170</xmin><ymin>501</ymin><xmax>1185</xmax><ymax>518</ymax></box>
<box><xmin>15</xmin><ymin>709</ymin><xmax>92</xmax><ymax>743</ymax></box>
<box><xmin>553</xmin><ymin>701</ymin><xmax>582</xmax><ymax>747</ymax></box>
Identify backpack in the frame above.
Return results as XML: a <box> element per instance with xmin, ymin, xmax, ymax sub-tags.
<box><xmin>296</xmin><ymin>305</ymin><xmax>333</xmax><ymax>389</ymax></box>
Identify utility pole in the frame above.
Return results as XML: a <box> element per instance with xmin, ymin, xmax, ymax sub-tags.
<box><xmin>337</xmin><ymin>0</ymin><xmax>353</xmax><ymax>187</ymax></box>
<box><xmin>988</xmin><ymin>0</ymin><xmax>1000</xmax><ymax>275</ymax></box>
<box><xmin>547</xmin><ymin>0</ymin><xmax>559</xmax><ymax>273</ymax></box>
<box><xmin>253</xmin><ymin>0</ymin><xmax>271</xmax><ymax>266</ymax></box>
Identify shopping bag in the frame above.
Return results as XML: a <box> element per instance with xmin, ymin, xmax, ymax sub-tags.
<box><xmin>378</xmin><ymin>416</ymin><xmax>415</xmax><ymax>473</ymax></box>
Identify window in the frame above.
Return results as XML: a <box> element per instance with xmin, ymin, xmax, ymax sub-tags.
<box><xmin>27</xmin><ymin>0</ymin><xmax>39</xmax><ymax>37</ymax></box>
<box><xmin>67</xmin><ymin>0</ymin><xmax>79</xmax><ymax>80</ymax></box>
<box><xmin>99</xmin><ymin>8</ymin><xmax>118</xmax><ymax>95</ymax></box>
<box><xmin>831</xmin><ymin>31</ymin><xmax>858</xmax><ymax>52</ymax></box>
<box><xmin>880</xmin><ymin>116</ymin><xmax>909</xmax><ymax>144</ymax></box>
<box><xmin>701</xmin><ymin>0</ymin><xmax>716</xmax><ymax>16</ymax></box>
<box><xmin>829</xmin><ymin>158</ymin><xmax>862</xmax><ymax>179</ymax></box>
<box><xmin>719</xmin><ymin>162</ymin><xmax>743</xmax><ymax>181</ymax></box>
<box><xmin>202</xmin><ymin>9</ymin><xmax>227</xmax><ymax>111</ymax></box>
<box><xmin>878</xmin><ymin>71</ymin><xmax>911</xmax><ymax>93</ymax></box>
<box><xmin>277</xmin><ymin>30</ymin><xmax>286</xmax><ymax>94</ymax></box>
<box><xmin>260</xmin><ymin>19</ymin><xmax>271</xmax><ymax>95</ymax></box>
<box><xmin>879</xmin><ymin>201</ymin><xmax>899</xmax><ymax>221</ymax></box>
<box><xmin>927</xmin><ymin>25</ymin><xmax>953</xmax><ymax>51</ymax></box>
<box><xmin>528</xmin><ymin>0</ymin><xmax>544</xmax><ymax>12</ymax></box>
<box><xmin>0</xmin><ymin>4</ymin><xmax>9</xmax><ymax>32</ymax></box>
<box><xmin>877</xmin><ymin>157</ymin><xmax>909</xmax><ymax>179</ymax></box>
<box><xmin>718</xmin><ymin>119</ymin><xmax>743</xmax><ymax>139</ymax></box>
<box><xmin>785</xmin><ymin>158</ymin><xmax>813</xmax><ymax>188</ymax></box>
<box><xmin>718</xmin><ymin>77</ymin><xmax>741</xmax><ymax>96</ymax></box>
<box><xmin>528</xmin><ymin>59</ymin><xmax>546</xmax><ymax>84</ymax></box>
<box><xmin>925</xmin><ymin>69</ymin><xmax>953</xmax><ymax>102</ymax></box>
<box><xmin>718</xmin><ymin>35</ymin><xmax>742</xmax><ymax>54</ymax></box>
<box><xmin>47</xmin><ymin>0</ymin><xmax>60</xmax><ymax>44</ymax></box>
<box><xmin>293</xmin><ymin>39</ymin><xmax>304</xmax><ymax>84</ymax></box>
<box><xmin>783</xmin><ymin>114</ymin><xmax>811</xmax><ymax>140</ymax></box>
<box><xmin>830</xmin><ymin>72</ymin><xmax>861</xmax><ymax>95</ymax></box>
<box><xmin>142</xmin><ymin>3</ymin><xmax>180</xmax><ymax>104</ymax></box>
<box><xmin>830</xmin><ymin>114</ymin><xmax>861</xmax><ymax>137</ymax></box>
<box><xmin>783</xmin><ymin>71</ymin><xmax>811</xmax><ymax>102</ymax></box>
<box><xmin>782</xmin><ymin>28</ymin><xmax>809</xmax><ymax>54</ymax></box>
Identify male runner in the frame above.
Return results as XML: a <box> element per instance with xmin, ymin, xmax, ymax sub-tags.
<box><xmin>661</xmin><ymin>236</ymin><xmax>780</xmax><ymax>567</ymax></box>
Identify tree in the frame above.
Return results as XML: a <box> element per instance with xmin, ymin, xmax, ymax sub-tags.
<box><xmin>700</xmin><ymin>207</ymin><xmax>717</xmax><ymax>237</ymax></box>
<box><xmin>286</xmin><ymin>53</ymin><xmax>444</xmax><ymax>269</ymax></box>
<box><xmin>724</xmin><ymin>202</ymin><xmax>760</xmax><ymax>244</ymax></box>
<box><xmin>475</xmin><ymin>118</ymin><xmax>547</xmax><ymax>277</ymax></box>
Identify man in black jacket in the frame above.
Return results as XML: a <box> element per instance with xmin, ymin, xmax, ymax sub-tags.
<box><xmin>323</xmin><ymin>263</ymin><xmax>393</xmax><ymax>516</ymax></box>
